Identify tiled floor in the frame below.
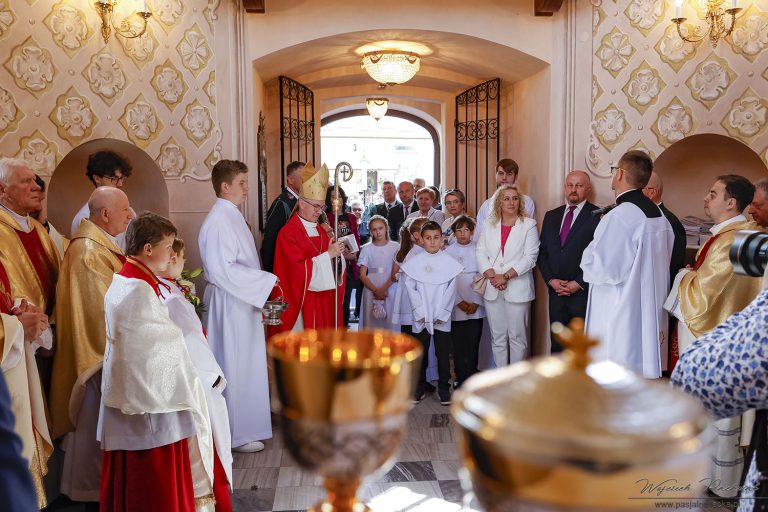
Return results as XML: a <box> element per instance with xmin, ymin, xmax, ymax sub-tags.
<box><xmin>230</xmin><ymin>395</ymin><xmax>477</xmax><ymax>512</ymax></box>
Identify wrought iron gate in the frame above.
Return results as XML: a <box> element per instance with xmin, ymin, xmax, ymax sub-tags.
<box><xmin>454</xmin><ymin>78</ymin><xmax>500</xmax><ymax>215</ymax></box>
<box><xmin>279</xmin><ymin>76</ymin><xmax>315</xmax><ymax>188</ymax></box>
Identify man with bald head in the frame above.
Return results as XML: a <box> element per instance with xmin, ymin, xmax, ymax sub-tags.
<box><xmin>644</xmin><ymin>172</ymin><xmax>686</xmax><ymax>284</ymax></box>
<box><xmin>51</xmin><ymin>186</ymin><xmax>134</xmax><ymax>505</ymax></box>
<box><xmin>537</xmin><ymin>171</ymin><xmax>600</xmax><ymax>352</ymax></box>
<box><xmin>387</xmin><ymin>180</ymin><xmax>418</xmax><ymax>240</ymax></box>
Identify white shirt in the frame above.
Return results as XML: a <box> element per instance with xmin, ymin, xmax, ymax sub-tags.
<box><xmin>406</xmin><ymin>207</ymin><xmax>445</xmax><ymax>225</ymax></box>
<box><xmin>711</xmin><ymin>214</ymin><xmax>746</xmax><ymax>235</ymax></box>
<box><xmin>559</xmin><ymin>200</ymin><xmax>587</xmax><ymax>231</ymax></box>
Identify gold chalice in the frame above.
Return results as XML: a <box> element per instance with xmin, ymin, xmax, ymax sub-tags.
<box><xmin>267</xmin><ymin>329</ymin><xmax>422</xmax><ymax>512</ymax></box>
<box><xmin>451</xmin><ymin>319</ymin><xmax>713</xmax><ymax>511</ymax></box>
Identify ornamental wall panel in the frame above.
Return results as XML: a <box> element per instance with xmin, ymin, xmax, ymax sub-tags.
<box><xmin>588</xmin><ymin>0</ymin><xmax>768</xmax><ymax>176</ymax></box>
<box><xmin>0</xmin><ymin>0</ymin><xmax>223</xmax><ymax>182</ymax></box>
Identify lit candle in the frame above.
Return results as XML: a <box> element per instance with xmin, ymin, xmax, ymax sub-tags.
<box><xmin>675</xmin><ymin>0</ymin><xmax>683</xmax><ymax>18</ymax></box>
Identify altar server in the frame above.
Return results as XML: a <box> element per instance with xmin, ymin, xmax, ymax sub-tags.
<box><xmin>358</xmin><ymin>215</ymin><xmax>399</xmax><ymax>329</ymax></box>
<box><xmin>581</xmin><ymin>150</ymin><xmax>673</xmax><ymax>378</ymax></box>
<box><xmin>100</xmin><ymin>212</ymin><xmax>214</xmax><ymax>511</ymax></box>
<box><xmin>445</xmin><ymin>216</ymin><xmax>485</xmax><ymax>388</ymax></box>
<box><xmin>161</xmin><ymin>239</ymin><xmax>232</xmax><ymax>510</ymax></box>
<box><xmin>199</xmin><ymin>160</ymin><xmax>277</xmax><ymax>453</ymax></box>
<box><xmin>402</xmin><ymin>221</ymin><xmax>462</xmax><ymax>405</ymax></box>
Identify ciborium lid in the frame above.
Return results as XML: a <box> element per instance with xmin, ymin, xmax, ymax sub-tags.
<box><xmin>452</xmin><ymin>319</ymin><xmax>710</xmax><ymax>467</ymax></box>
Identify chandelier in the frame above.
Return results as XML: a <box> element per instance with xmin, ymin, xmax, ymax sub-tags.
<box><xmin>671</xmin><ymin>0</ymin><xmax>741</xmax><ymax>48</ymax></box>
<box><xmin>93</xmin><ymin>0</ymin><xmax>152</xmax><ymax>44</ymax></box>
<box><xmin>365</xmin><ymin>98</ymin><xmax>389</xmax><ymax>120</ymax></box>
<box><xmin>361</xmin><ymin>50</ymin><xmax>421</xmax><ymax>86</ymax></box>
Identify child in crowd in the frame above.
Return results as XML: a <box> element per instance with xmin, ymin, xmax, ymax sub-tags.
<box><xmin>159</xmin><ymin>238</ymin><xmax>233</xmax><ymax>511</ymax></box>
<box><xmin>444</xmin><ymin>216</ymin><xmax>485</xmax><ymax>389</ymax></box>
<box><xmin>390</xmin><ymin>218</ymin><xmax>428</xmax><ymax>334</ymax></box>
<box><xmin>358</xmin><ymin>216</ymin><xmax>399</xmax><ymax>329</ymax></box>
<box><xmin>402</xmin><ymin>221</ymin><xmax>462</xmax><ymax>405</ymax></box>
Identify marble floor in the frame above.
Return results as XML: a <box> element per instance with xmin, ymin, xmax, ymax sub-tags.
<box><xmin>229</xmin><ymin>395</ymin><xmax>476</xmax><ymax>512</ymax></box>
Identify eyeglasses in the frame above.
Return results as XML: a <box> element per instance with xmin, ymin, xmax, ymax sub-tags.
<box><xmin>610</xmin><ymin>166</ymin><xmax>622</xmax><ymax>175</ymax></box>
<box><xmin>301</xmin><ymin>198</ymin><xmax>325</xmax><ymax>210</ymax></box>
<box><xmin>103</xmin><ymin>175</ymin><xmax>125</xmax><ymax>185</ymax></box>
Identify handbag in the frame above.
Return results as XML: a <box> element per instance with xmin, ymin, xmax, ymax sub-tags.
<box><xmin>471</xmin><ymin>249</ymin><xmax>502</xmax><ymax>295</ymax></box>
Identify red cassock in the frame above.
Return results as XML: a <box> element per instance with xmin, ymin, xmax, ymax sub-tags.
<box><xmin>100</xmin><ymin>260</ymin><xmax>232</xmax><ymax>512</ymax></box>
<box><xmin>270</xmin><ymin>213</ymin><xmax>345</xmax><ymax>336</ymax></box>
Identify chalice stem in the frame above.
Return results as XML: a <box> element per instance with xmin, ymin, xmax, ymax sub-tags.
<box><xmin>322</xmin><ymin>477</ymin><xmax>368</xmax><ymax>512</ymax></box>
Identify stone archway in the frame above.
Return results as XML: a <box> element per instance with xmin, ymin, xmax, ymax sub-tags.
<box><xmin>48</xmin><ymin>138</ymin><xmax>169</xmax><ymax>237</ymax></box>
<box><xmin>653</xmin><ymin>134</ymin><xmax>768</xmax><ymax>222</ymax></box>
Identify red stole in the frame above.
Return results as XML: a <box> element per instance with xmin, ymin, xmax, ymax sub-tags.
<box><xmin>0</xmin><ymin>261</ymin><xmax>12</xmax><ymax>314</ymax></box>
<box><xmin>14</xmin><ymin>228</ymin><xmax>56</xmax><ymax>314</ymax></box>
<box><xmin>270</xmin><ymin>213</ymin><xmax>345</xmax><ymax>335</ymax></box>
<box><xmin>693</xmin><ymin>233</ymin><xmax>722</xmax><ymax>271</ymax></box>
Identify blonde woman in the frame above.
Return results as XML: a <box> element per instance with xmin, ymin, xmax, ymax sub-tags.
<box><xmin>476</xmin><ymin>184</ymin><xmax>540</xmax><ymax>366</ymax></box>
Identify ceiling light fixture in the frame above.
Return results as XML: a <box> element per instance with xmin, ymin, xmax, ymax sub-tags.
<box><xmin>366</xmin><ymin>98</ymin><xmax>389</xmax><ymax>121</ymax></box>
<box><xmin>361</xmin><ymin>50</ymin><xmax>420</xmax><ymax>86</ymax></box>
<box><xmin>93</xmin><ymin>0</ymin><xmax>152</xmax><ymax>44</ymax></box>
<box><xmin>671</xmin><ymin>0</ymin><xmax>741</xmax><ymax>48</ymax></box>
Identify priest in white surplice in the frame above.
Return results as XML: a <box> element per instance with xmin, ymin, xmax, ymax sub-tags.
<box><xmin>581</xmin><ymin>150</ymin><xmax>673</xmax><ymax>378</ymax></box>
<box><xmin>199</xmin><ymin>160</ymin><xmax>278</xmax><ymax>454</ymax></box>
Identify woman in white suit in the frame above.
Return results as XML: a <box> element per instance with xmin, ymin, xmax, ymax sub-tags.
<box><xmin>476</xmin><ymin>184</ymin><xmax>540</xmax><ymax>366</ymax></box>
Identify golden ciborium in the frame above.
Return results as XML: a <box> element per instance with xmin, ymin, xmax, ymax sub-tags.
<box><xmin>267</xmin><ymin>328</ymin><xmax>423</xmax><ymax>512</ymax></box>
<box><xmin>451</xmin><ymin>319</ymin><xmax>713</xmax><ymax>511</ymax></box>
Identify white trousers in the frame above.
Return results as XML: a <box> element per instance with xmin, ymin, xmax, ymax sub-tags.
<box><xmin>484</xmin><ymin>298</ymin><xmax>530</xmax><ymax>367</ymax></box>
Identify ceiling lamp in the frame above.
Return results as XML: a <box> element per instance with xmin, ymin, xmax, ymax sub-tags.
<box><xmin>671</xmin><ymin>0</ymin><xmax>741</xmax><ymax>48</ymax></box>
<box><xmin>366</xmin><ymin>97</ymin><xmax>389</xmax><ymax>120</ymax></box>
<box><xmin>361</xmin><ymin>50</ymin><xmax>420</xmax><ymax>86</ymax></box>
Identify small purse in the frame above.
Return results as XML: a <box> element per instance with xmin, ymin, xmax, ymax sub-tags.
<box><xmin>471</xmin><ymin>249</ymin><xmax>502</xmax><ymax>295</ymax></box>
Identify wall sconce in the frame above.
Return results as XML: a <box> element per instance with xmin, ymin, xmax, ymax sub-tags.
<box><xmin>671</xmin><ymin>0</ymin><xmax>741</xmax><ymax>48</ymax></box>
<box><xmin>94</xmin><ymin>0</ymin><xmax>152</xmax><ymax>44</ymax></box>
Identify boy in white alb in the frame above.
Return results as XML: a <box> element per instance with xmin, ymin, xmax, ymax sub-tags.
<box><xmin>358</xmin><ymin>215</ymin><xmax>399</xmax><ymax>329</ymax></box>
<box><xmin>402</xmin><ymin>221</ymin><xmax>462</xmax><ymax>405</ymax></box>
<box><xmin>444</xmin><ymin>216</ymin><xmax>486</xmax><ymax>389</ymax></box>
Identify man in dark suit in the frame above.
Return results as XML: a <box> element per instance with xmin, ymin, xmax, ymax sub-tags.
<box><xmin>643</xmin><ymin>171</ymin><xmax>686</xmax><ymax>283</ymax></box>
<box><xmin>538</xmin><ymin>170</ymin><xmax>600</xmax><ymax>352</ymax></box>
<box><xmin>387</xmin><ymin>180</ymin><xmax>418</xmax><ymax>241</ymax></box>
<box><xmin>261</xmin><ymin>161</ymin><xmax>304</xmax><ymax>272</ymax></box>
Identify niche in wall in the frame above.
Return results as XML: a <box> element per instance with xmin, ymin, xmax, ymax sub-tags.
<box><xmin>654</xmin><ymin>134</ymin><xmax>768</xmax><ymax>221</ymax></box>
<box><xmin>48</xmin><ymin>138</ymin><xmax>170</xmax><ymax>237</ymax></box>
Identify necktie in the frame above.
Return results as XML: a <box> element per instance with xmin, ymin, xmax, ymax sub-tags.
<box><xmin>559</xmin><ymin>205</ymin><xmax>577</xmax><ymax>247</ymax></box>
<box><xmin>386</xmin><ymin>203</ymin><xmax>391</xmax><ymax>212</ymax></box>
<box><xmin>404</xmin><ymin>204</ymin><xmax>409</xmax><ymax>218</ymax></box>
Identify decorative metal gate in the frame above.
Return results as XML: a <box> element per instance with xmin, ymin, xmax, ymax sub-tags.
<box><xmin>454</xmin><ymin>78</ymin><xmax>500</xmax><ymax>215</ymax></box>
<box><xmin>279</xmin><ymin>76</ymin><xmax>315</xmax><ymax>188</ymax></box>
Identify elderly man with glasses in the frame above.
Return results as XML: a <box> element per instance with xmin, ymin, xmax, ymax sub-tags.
<box><xmin>71</xmin><ymin>150</ymin><xmax>133</xmax><ymax>249</ymax></box>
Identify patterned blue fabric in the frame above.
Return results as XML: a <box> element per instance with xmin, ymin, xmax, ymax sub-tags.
<box><xmin>671</xmin><ymin>287</ymin><xmax>768</xmax><ymax>511</ymax></box>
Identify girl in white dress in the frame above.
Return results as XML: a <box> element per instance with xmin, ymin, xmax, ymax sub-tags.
<box><xmin>390</xmin><ymin>218</ymin><xmax>428</xmax><ymax>333</ymax></box>
<box><xmin>358</xmin><ymin>216</ymin><xmax>399</xmax><ymax>329</ymax></box>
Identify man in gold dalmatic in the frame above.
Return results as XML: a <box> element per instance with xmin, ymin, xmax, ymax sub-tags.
<box><xmin>677</xmin><ymin>174</ymin><xmax>763</xmax><ymax>498</ymax></box>
<box><xmin>0</xmin><ymin>157</ymin><xmax>60</xmax><ymax>508</ymax></box>
<box><xmin>51</xmin><ymin>187</ymin><xmax>134</xmax><ymax>503</ymax></box>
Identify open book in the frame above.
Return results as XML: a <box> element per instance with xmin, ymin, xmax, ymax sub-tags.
<box><xmin>338</xmin><ymin>233</ymin><xmax>359</xmax><ymax>253</ymax></box>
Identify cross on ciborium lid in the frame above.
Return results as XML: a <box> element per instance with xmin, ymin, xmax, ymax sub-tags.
<box><xmin>551</xmin><ymin>318</ymin><xmax>598</xmax><ymax>370</ymax></box>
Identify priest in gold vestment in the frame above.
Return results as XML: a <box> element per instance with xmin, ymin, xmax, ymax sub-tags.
<box><xmin>677</xmin><ymin>175</ymin><xmax>763</xmax><ymax>498</ymax></box>
<box><xmin>51</xmin><ymin>187</ymin><xmax>133</xmax><ymax>502</ymax></box>
<box><xmin>0</xmin><ymin>157</ymin><xmax>60</xmax><ymax>508</ymax></box>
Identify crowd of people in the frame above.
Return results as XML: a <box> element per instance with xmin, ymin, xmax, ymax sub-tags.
<box><xmin>1</xmin><ymin>145</ymin><xmax>768</xmax><ymax>510</ymax></box>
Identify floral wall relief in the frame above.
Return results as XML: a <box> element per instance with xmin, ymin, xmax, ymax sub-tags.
<box><xmin>0</xmin><ymin>0</ymin><xmax>222</xmax><ymax>184</ymax></box>
<box><xmin>590</xmin><ymin>0</ymin><xmax>768</xmax><ymax>173</ymax></box>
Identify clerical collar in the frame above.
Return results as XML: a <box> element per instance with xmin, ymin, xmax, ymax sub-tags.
<box><xmin>298</xmin><ymin>215</ymin><xmax>317</xmax><ymax>227</ymax></box>
<box><xmin>711</xmin><ymin>214</ymin><xmax>746</xmax><ymax>235</ymax></box>
<box><xmin>615</xmin><ymin>188</ymin><xmax>639</xmax><ymax>202</ymax></box>
<box><xmin>0</xmin><ymin>201</ymin><xmax>30</xmax><ymax>232</ymax></box>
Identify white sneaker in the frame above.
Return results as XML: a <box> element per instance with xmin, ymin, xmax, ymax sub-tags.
<box><xmin>233</xmin><ymin>441</ymin><xmax>265</xmax><ymax>453</ymax></box>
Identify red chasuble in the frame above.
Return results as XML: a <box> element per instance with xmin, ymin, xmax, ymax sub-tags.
<box><xmin>0</xmin><ymin>261</ymin><xmax>12</xmax><ymax>314</ymax></box>
<box><xmin>100</xmin><ymin>258</ymin><xmax>231</xmax><ymax>512</ymax></box>
<box><xmin>270</xmin><ymin>213</ymin><xmax>345</xmax><ymax>335</ymax></box>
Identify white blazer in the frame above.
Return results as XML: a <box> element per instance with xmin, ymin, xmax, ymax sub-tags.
<box><xmin>476</xmin><ymin>216</ymin><xmax>540</xmax><ymax>303</ymax></box>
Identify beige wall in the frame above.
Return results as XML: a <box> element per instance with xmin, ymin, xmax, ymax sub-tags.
<box><xmin>578</xmin><ymin>0</ymin><xmax>768</xmax><ymax>204</ymax></box>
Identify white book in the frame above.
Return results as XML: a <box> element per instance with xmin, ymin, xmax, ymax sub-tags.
<box><xmin>339</xmin><ymin>233</ymin><xmax>359</xmax><ymax>253</ymax></box>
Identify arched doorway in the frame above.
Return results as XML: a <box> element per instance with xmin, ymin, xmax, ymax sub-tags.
<box><xmin>320</xmin><ymin>111</ymin><xmax>439</xmax><ymax>206</ymax></box>
<box><xmin>48</xmin><ymin>138</ymin><xmax>170</xmax><ymax>237</ymax></box>
<box><xmin>654</xmin><ymin>134</ymin><xmax>768</xmax><ymax>224</ymax></box>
